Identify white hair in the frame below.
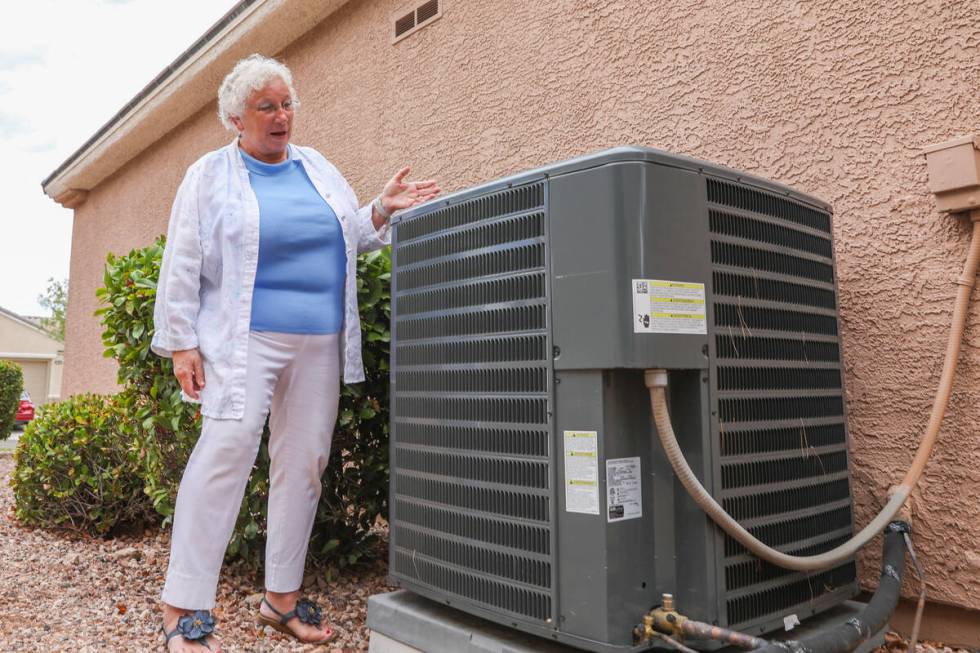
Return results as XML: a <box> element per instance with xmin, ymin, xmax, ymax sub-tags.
<box><xmin>217</xmin><ymin>54</ymin><xmax>299</xmax><ymax>131</ymax></box>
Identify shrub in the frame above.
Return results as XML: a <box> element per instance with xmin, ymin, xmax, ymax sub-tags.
<box><xmin>96</xmin><ymin>237</ymin><xmax>201</xmax><ymax>522</ymax></box>
<box><xmin>11</xmin><ymin>394</ymin><xmax>151</xmax><ymax>535</ymax></box>
<box><xmin>0</xmin><ymin>359</ymin><xmax>23</xmax><ymax>441</ymax></box>
<box><xmin>98</xmin><ymin>238</ymin><xmax>391</xmax><ymax>576</ymax></box>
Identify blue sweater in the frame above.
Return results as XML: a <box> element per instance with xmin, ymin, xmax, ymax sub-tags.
<box><xmin>242</xmin><ymin>148</ymin><xmax>347</xmax><ymax>334</ymax></box>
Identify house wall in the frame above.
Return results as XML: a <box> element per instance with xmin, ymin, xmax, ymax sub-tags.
<box><xmin>0</xmin><ymin>312</ymin><xmax>63</xmax><ymax>403</ymax></box>
<box><xmin>61</xmin><ymin>0</ymin><xmax>980</xmax><ymax>636</ymax></box>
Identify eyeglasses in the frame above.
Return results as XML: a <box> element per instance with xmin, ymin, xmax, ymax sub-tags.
<box><xmin>252</xmin><ymin>99</ymin><xmax>298</xmax><ymax>115</ymax></box>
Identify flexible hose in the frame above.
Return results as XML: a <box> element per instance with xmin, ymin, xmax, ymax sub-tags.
<box><xmin>646</xmin><ymin>215</ymin><xmax>980</xmax><ymax>571</ymax></box>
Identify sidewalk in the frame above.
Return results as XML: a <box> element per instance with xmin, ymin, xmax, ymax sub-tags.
<box><xmin>0</xmin><ymin>427</ymin><xmax>20</xmax><ymax>454</ymax></box>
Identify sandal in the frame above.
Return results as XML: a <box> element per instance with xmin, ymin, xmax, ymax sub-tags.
<box><xmin>256</xmin><ymin>596</ymin><xmax>336</xmax><ymax>644</ymax></box>
<box><xmin>161</xmin><ymin>610</ymin><xmax>216</xmax><ymax>650</ymax></box>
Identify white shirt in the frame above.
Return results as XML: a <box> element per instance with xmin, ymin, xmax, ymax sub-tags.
<box><xmin>151</xmin><ymin>140</ymin><xmax>389</xmax><ymax>419</ymax></box>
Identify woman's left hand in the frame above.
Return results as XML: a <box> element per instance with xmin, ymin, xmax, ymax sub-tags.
<box><xmin>380</xmin><ymin>167</ymin><xmax>441</xmax><ymax>215</ymax></box>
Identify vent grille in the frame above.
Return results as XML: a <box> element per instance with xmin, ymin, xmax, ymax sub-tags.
<box><xmin>393</xmin><ymin>0</ymin><xmax>441</xmax><ymax>42</ymax></box>
<box><xmin>393</xmin><ymin>550</ymin><xmax>551</xmax><ymax>621</ymax></box>
<box><xmin>708</xmin><ymin>177</ymin><xmax>855</xmax><ymax>629</ymax></box>
<box><xmin>394</xmin><ymin>11</ymin><xmax>415</xmax><ymax>36</ymax></box>
<box><xmin>726</xmin><ymin>563</ymin><xmax>856</xmax><ymax>625</ymax></box>
<box><xmin>396</xmin><ymin>474</ymin><xmax>549</xmax><ymax>521</ymax></box>
<box><xmin>391</xmin><ymin>181</ymin><xmax>553</xmax><ymax>623</ymax></box>
<box><xmin>719</xmin><ymin>422</ymin><xmax>846</xmax><ymax>457</ymax></box>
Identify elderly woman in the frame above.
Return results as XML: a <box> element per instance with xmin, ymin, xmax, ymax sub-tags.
<box><xmin>151</xmin><ymin>54</ymin><xmax>438</xmax><ymax>651</ymax></box>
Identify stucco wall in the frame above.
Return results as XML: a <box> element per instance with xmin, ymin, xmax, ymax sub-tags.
<box><xmin>0</xmin><ymin>313</ymin><xmax>63</xmax><ymax>354</ymax></box>
<box><xmin>63</xmin><ymin>0</ymin><xmax>980</xmax><ymax>617</ymax></box>
<box><xmin>0</xmin><ymin>313</ymin><xmax>63</xmax><ymax>403</ymax></box>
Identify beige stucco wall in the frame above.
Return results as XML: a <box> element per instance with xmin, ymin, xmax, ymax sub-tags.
<box><xmin>0</xmin><ymin>313</ymin><xmax>63</xmax><ymax>354</ymax></box>
<box><xmin>62</xmin><ymin>0</ymin><xmax>980</xmax><ymax>620</ymax></box>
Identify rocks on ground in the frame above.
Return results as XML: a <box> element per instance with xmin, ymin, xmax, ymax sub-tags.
<box><xmin>0</xmin><ymin>454</ymin><xmax>393</xmax><ymax>652</ymax></box>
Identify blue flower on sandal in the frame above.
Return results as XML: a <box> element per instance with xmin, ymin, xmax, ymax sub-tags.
<box><xmin>176</xmin><ymin>610</ymin><xmax>216</xmax><ymax>641</ymax></box>
<box><xmin>294</xmin><ymin>599</ymin><xmax>322</xmax><ymax>627</ymax></box>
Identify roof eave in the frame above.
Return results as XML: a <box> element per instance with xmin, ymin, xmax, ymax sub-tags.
<box><xmin>42</xmin><ymin>0</ymin><xmax>351</xmax><ymax>208</ymax></box>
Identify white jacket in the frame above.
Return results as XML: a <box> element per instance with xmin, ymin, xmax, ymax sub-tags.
<box><xmin>151</xmin><ymin>140</ymin><xmax>389</xmax><ymax>419</ymax></box>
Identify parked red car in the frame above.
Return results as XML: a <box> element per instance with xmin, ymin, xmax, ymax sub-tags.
<box><xmin>15</xmin><ymin>391</ymin><xmax>34</xmax><ymax>426</ymax></box>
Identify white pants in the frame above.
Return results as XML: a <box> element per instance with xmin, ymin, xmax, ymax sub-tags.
<box><xmin>162</xmin><ymin>331</ymin><xmax>340</xmax><ymax>609</ymax></box>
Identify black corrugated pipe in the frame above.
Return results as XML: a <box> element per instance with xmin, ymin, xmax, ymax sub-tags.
<box><xmin>759</xmin><ymin>521</ymin><xmax>910</xmax><ymax>653</ymax></box>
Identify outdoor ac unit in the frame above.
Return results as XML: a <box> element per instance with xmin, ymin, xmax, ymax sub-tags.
<box><xmin>387</xmin><ymin>147</ymin><xmax>857</xmax><ymax>652</ymax></box>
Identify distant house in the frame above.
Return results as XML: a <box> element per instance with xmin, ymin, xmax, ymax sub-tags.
<box><xmin>0</xmin><ymin>306</ymin><xmax>63</xmax><ymax>404</ymax></box>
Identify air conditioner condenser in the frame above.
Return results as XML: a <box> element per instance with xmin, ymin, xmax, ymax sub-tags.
<box><xmin>387</xmin><ymin>147</ymin><xmax>856</xmax><ymax>652</ymax></box>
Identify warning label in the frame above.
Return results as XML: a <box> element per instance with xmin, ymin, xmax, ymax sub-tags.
<box><xmin>563</xmin><ymin>430</ymin><xmax>599</xmax><ymax>515</ymax></box>
<box><xmin>632</xmin><ymin>279</ymin><xmax>706</xmax><ymax>334</ymax></box>
<box><xmin>606</xmin><ymin>457</ymin><xmax>642</xmax><ymax>522</ymax></box>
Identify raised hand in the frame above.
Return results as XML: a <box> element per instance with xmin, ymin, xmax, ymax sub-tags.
<box><xmin>380</xmin><ymin>166</ymin><xmax>441</xmax><ymax>214</ymax></box>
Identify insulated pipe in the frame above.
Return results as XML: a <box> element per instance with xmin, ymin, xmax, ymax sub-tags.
<box><xmin>754</xmin><ymin>523</ymin><xmax>909</xmax><ymax>653</ymax></box>
<box><xmin>646</xmin><ymin>215</ymin><xmax>980</xmax><ymax>571</ymax></box>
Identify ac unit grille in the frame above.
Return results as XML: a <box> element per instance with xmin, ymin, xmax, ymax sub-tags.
<box><xmin>708</xmin><ymin>178</ymin><xmax>855</xmax><ymax>629</ymax></box>
<box><xmin>398</xmin><ymin>243</ymin><xmax>545</xmax><ymax>291</ymax></box>
<box><xmin>718</xmin><ymin>395</ymin><xmax>844</xmax><ymax>423</ymax></box>
<box><xmin>718</xmin><ymin>366</ymin><xmax>842</xmax><ymax>391</ymax></box>
<box><xmin>396</xmin><ymin>422</ymin><xmax>548</xmax><ymax>457</ymax></box>
<box><xmin>393</xmin><ymin>549</ymin><xmax>552</xmax><ymax>621</ymax></box>
<box><xmin>396</xmin><ymin>473</ymin><xmax>550</xmax><ymax>521</ymax></box>
<box><xmin>706</xmin><ymin>179</ymin><xmax>831</xmax><ymax>233</ymax></box>
<box><xmin>396</xmin><ymin>212</ymin><xmax>544</xmax><ymax>265</ymax></box>
<box><xmin>712</xmin><ymin>272</ymin><xmax>836</xmax><ymax>310</ymax></box>
<box><xmin>396</xmin><ymin>184</ymin><xmax>544</xmax><ymax>242</ymax></box>
<box><xmin>725</xmin><ymin>534</ymin><xmax>852</xmax><ymax>591</ymax></box>
<box><xmin>709</xmin><ymin>211</ymin><xmax>833</xmax><ymax>258</ymax></box>
<box><xmin>724</xmin><ymin>505</ymin><xmax>854</xmax><ymax>557</ymax></box>
<box><xmin>397</xmin><ymin>367</ymin><xmax>548</xmax><ymax>393</ymax></box>
<box><xmin>715</xmin><ymin>303</ymin><xmax>838</xmax><ymax>335</ymax></box>
<box><xmin>719</xmin><ymin>422</ymin><xmax>847</xmax><ymax>456</ymax></box>
<box><xmin>391</xmin><ymin>182</ymin><xmax>554</xmax><ymax>623</ymax></box>
<box><xmin>712</xmin><ymin>241</ymin><xmax>834</xmax><ymax>283</ymax></box>
<box><xmin>396</xmin><ymin>395</ymin><xmax>548</xmax><ymax>424</ymax></box>
<box><xmin>722</xmin><ymin>478</ymin><xmax>852</xmax><ymax>521</ymax></box>
<box><xmin>715</xmin><ymin>334</ymin><xmax>840</xmax><ymax>361</ymax></box>
<box><xmin>396</xmin><ymin>499</ymin><xmax>551</xmax><ymax>554</ymax></box>
<box><xmin>398</xmin><ymin>304</ymin><xmax>546</xmax><ymax>340</ymax></box>
<box><xmin>395</xmin><ymin>448</ymin><xmax>550</xmax><ymax>488</ymax></box>
<box><xmin>396</xmin><ymin>334</ymin><xmax>547</xmax><ymax>365</ymax></box>
<box><xmin>726</xmin><ymin>563</ymin><xmax>856</xmax><ymax>625</ymax></box>
<box><xmin>397</xmin><ymin>272</ymin><xmax>546</xmax><ymax>315</ymax></box>
<box><xmin>721</xmin><ymin>450</ymin><xmax>848</xmax><ymax>489</ymax></box>
<box><xmin>396</xmin><ymin>527</ymin><xmax>552</xmax><ymax>588</ymax></box>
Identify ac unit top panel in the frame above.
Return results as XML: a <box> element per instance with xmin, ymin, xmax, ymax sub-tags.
<box><xmin>391</xmin><ymin>146</ymin><xmax>832</xmax><ymax>228</ymax></box>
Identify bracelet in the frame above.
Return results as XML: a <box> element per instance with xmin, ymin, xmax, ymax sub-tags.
<box><xmin>372</xmin><ymin>195</ymin><xmax>392</xmax><ymax>220</ymax></box>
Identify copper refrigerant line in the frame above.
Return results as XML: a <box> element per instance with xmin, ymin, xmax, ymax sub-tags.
<box><xmin>634</xmin><ymin>594</ymin><xmax>767</xmax><ymax>650</ymax></box>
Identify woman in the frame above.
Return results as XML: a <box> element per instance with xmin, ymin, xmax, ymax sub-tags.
<box><xmin>151</xmin><ymin>54</ymin><xmax>439</xmax><ymax>651</ymax></box>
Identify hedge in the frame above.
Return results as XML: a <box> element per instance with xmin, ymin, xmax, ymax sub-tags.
<box><xmin>0</xmin><ymin>359</ymin><xmax>23</xmax><ymax>440</ymax></box>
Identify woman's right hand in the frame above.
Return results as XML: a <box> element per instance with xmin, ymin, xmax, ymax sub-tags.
<box><xmin>172</xmin><ymin>348</ymin><xmax>206</xmax><ymax>400</ymax></box>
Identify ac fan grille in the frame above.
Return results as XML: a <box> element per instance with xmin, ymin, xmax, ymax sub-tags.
<box><xmin>391</xmin><ymin>181</ymin><xmax>553</xmax><ymax>623</ymax></box>
<box><xmin>708</xmin><ymin>179</ymin><xmax>855</xmax><ymax>629</ymax></box>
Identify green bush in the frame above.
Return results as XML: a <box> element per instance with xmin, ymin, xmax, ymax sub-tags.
<box><xmin>0</xmin><ymin>359</ymin><xmax>23</xmax><ymax>441</ymax></box>
<box><xmin>98</xmin><ymin>238</ymin><xmax>391</xmax><ymax>576</ymax></box>
<box><xmin>11</xmin><ymin>394</ymin><xmax>151</xmax><ymax>535</ymax></box>
<box><xmin>96</xmin><ymin>237</ymin><xmax>201</xmax><ymax>522</ymax></box>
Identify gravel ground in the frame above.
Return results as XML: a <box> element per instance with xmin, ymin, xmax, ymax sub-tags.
<box><xmin>0</xmin><ymin>454</ymin><xmax>394</xmax><ymax>652</ymax></box>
